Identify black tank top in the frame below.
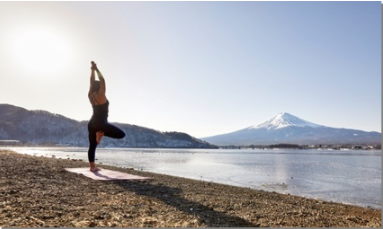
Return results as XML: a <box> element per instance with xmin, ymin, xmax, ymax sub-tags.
<box><xmin>92</xmin><ymin>100</ymin><xmax>109</xmax><ymax>121</ymax></box>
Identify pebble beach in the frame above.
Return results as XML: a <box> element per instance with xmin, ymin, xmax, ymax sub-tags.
<box><xmin>0</xmin><ymin>149</ymin><xmax>381</xmax><ymax>227</ymax></box>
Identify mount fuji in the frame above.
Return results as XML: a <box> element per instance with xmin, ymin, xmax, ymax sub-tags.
<box><xmin>201</xmin><ymin>112</ymin><xmax>381</xmax><ymax>146</ymax></box>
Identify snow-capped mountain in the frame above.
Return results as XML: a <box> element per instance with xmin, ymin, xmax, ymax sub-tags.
<box><xmin>249</xmin><ymin>112</ymin><xmax>322</xmax><ymax>130</ymax></box>
<box><xmin>0</xmin><ymin>104</ymin><xmax>216</xmax><ymax>148</ymax></box>
<box><xmin>202</xmin><ymin>112</ymin><xmax>381</xmax><ymax>145</ymax></box>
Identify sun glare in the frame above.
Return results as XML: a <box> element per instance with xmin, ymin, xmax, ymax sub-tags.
<box><xmin>11</xmin><ymin>29</ymin><xmax>71</xmax><ymax>74</ymax></box>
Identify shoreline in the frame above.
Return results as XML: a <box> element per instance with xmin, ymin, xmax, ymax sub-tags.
<box><xmin>1</xmin><ymin>149</ymin><xmax>381</xmax><ymax>227</ymax></box>
<box><xmin>4</xmin><ymin>146</ymin><xmax>380</xmax><ymax>210</ymax></box>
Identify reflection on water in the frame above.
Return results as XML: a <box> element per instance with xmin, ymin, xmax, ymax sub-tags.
<box><xmin>2</xmin><ymin>147</ymin><xmax>381</xmax><ymax>209</ymax></box>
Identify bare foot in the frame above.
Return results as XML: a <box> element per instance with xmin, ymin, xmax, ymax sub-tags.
<box><xmin>90</xmin><ymin>167</ymin><xmax>100</xmax><ymax>172</ymax></box>
<box><xmin>96</xmin><ymin>131</ymin><xmax>104</xmax><ymax>144</ymax></box>
<box><xmin>89</xmin><ymin>162</ymin><xmax>100</xmax><ymax>172</ymax></box>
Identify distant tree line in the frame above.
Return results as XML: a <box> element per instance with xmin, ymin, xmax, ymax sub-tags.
<box><xmin>220</xmin><ymin>143</ymin><xmax>381</xmax><ymax>150</ymax></box>
<box><xmin>221</xmin><ymin>143</ymin><xmax>301</xmax><ymax>149</ymax></box>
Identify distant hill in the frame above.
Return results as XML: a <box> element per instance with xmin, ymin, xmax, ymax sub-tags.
<box><xmin>0</xmin><ymin>104</ymin><xmax>217</xmax><ymax>148</ymax></box>
<box><xmin>201</xmin><ymin>112</ymin><xmax>381</xmax><ymax>146</ymax></box>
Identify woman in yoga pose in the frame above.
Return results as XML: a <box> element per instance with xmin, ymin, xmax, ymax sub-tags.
<box><xmin>88</xmin><ymin>61</ymin><xmax>125</xmax><ymax>171</ymax></box>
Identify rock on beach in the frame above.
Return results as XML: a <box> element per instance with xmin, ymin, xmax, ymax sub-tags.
<box><xmin>0</xmin><ymin>149</ymin><xmax>381</xmax><ymax>227</ymax></box>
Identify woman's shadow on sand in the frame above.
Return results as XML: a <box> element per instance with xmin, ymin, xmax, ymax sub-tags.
<box><xmin>113</xmin><ymin>180</ymin><xmax>256</xmax><ymax>227</ymax></box>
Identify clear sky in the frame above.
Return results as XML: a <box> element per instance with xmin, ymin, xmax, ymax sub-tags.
<box><xmin>0</xmin><ymin>1</ymin><xmax>381</xmax><ymax>138</ymax></box>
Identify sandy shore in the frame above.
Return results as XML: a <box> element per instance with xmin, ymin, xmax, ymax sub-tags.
<box><xmin>0</xmin><ymin>149</ymin><xmax>381</xmax><ymax>227</ymax></box>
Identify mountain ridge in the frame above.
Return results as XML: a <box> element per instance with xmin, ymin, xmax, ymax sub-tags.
<box><xmin>202</xmin><ymin>112</ymin><xmax>381</xmax><ymax>146</ymax></box>
<box><xmin>0</xmin><ymin>104</ymin><xmax>217</xmax><ymax>148</ymax></box>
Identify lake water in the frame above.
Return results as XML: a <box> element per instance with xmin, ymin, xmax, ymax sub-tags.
<box><xmin>2</xmin><ymin>147</ymin><xmax>381</xmax><ymax>209</ymax></box>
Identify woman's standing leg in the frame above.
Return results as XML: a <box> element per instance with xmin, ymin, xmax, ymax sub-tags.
<box><xmin>87</xmin><ymin>122</ymin><xmax>99</xmax><ymax>171</ymax></box>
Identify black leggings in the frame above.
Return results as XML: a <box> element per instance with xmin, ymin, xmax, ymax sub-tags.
<box><xmin>87</xmin><ymin>119</ymin><xmax>125</xmax><ymax>162</ymax></box>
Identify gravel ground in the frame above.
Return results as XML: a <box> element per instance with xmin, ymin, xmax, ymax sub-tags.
<box><xmin>0</xmin><ymin>149</ymin><xmax>381</xmax><ymax>227</ymax></box>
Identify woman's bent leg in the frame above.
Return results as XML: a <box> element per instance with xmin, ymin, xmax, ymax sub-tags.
<box><xmin>102</xmin><ymin>123</ymin><xmax>125</xmax><ymax>139</ymax></box>
<box><xmin>96</xmin><ymin>131</ymin><xmax>104</xmax><ymax>144</ymax></box>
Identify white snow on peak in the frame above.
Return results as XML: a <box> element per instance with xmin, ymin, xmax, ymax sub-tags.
<box><xmin>249</xmin><ymin>112</ymin><xmax>322</xmax><ymax>130</ymax></box>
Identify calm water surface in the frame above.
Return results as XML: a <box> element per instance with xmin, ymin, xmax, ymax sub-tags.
<box><xmin>3</xmin><ymin>147</ymin><xmax>381</xmax><ymax>209</ymax></box>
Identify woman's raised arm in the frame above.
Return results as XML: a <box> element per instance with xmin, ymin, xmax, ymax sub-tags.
<box><xmin>88</xmin><ymin>61</ymin><xmax>97</xmax><ymax>97</ymax></box>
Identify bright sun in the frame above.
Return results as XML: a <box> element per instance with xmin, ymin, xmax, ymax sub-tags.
<box><xmin>11</xmin><ymin>29</ymin><xmax>71</xmax><ymax>74</ymax></box>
